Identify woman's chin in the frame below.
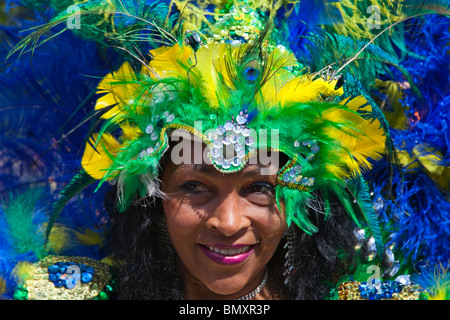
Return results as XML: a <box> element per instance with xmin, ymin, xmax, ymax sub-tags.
<box><xmin>193</xmin><ymin>266</ymin><xmax>263</xmax><ymax>299</ymax></box>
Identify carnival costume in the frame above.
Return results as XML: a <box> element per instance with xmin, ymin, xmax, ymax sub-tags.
<box><xmin>0</xmin><ymin>0</ymin><xmax>448</xmax><ymax>300</ymax></box>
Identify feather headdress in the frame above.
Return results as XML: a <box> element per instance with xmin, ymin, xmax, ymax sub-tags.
<box><xmin>8</xmin><ymin>0</ymin><xmax>393</xmax><ymax>250</ymax></box>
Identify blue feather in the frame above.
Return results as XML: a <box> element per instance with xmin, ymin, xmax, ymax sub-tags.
<box><xmin>0</xmin><ymin>7</ymin><xmax>116</xmax><ymax>277</ymax></box>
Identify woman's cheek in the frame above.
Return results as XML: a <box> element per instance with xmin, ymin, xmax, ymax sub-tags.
<box><xmin>163</xmin><ymin>199</ymin><xmax>204</xmax><ymax>236</ymax></box>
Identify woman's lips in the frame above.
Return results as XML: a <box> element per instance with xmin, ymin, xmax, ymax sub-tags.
<box><xmin>198</xmin><ymin>244</ymin><xmax>255</xmax><ymax>265</ymax></box>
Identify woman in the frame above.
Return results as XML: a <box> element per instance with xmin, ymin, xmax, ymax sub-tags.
<box><xmin>108</xmin><ymin>137</ymin><xmax>358</xmax><ymax>300</ymax></box>
<box><xmin>76</xmin><ymin>2</ymin><xmax>386</xmax><ymax>298</ymax></box>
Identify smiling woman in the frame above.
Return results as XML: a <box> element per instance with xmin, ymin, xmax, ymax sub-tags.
<box><xmin>107</xmin><ymin>135</ymin><xmax>358</xmax><ymax>300</ymax></box>
<box><xmin>161</xmin><ymin>142</ymin><xmax>286</xmax><ymax>300</ymax></box>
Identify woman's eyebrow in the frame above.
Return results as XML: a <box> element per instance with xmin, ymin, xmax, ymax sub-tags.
<box><xmin>174</xmin><ymin>164</ymin><xmax>217</xmax><ymax>176</ymax></box>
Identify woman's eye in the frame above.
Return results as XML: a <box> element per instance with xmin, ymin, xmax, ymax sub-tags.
<box><xmin>243</xmin><ymin>182</ymin><xmax>276</xmax><ymax>206</ymax></box>
<box><xmin>246</xmin><ymin>182</ymin><xmax>275</xmax><ymax>194</ymax></box>
<box><xmin>181</xmin><ymin>181</ymin><xmax>210</xmax><ymax>194</ymax></box>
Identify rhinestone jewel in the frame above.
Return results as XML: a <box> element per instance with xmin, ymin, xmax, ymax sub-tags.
<box><xmin>242</xmin><ymin>127</ymin><xmax>251</xmax><ymax>137</ymax></box>
<box><xmin>208</xmin><ymin>112</ymin><xmax>254</xmax><ymax>171</ymax></box>
<box><xmin>280</xmin><ymin>164</ymin><xmax>315</xmax><ymax>188</ymax></box>
<box><xmin>233</xmin><ymin>125</ymin><xmax>243</xmax><ymax>134</ymax></box>
<box><xmin>223</xmin><ymin>135</ymin><xmax>232</xmax><ymax>145</ymax></box>
<box><xmin>166</xmin><ymin>114</ymin><xmax>175</xmax><ymax>122</ymax></box>
<box><xmin>145</xmin><ymin>124</ymin><xmax>154</xmax><ymax>134</ymax></box>
<box><xmin>395</xmin><ymin>275</ymin><xmax>411</xmax><ymax>285</ymax></box>
<box><xmin>358</xmin><ymin>280</ymin><xmax>404</xmax><ymax>300</ymax></box>
<box><xmin>224</xmin><ymin>121</ymin><xmax>234</xmax><ymax>131</ymax></box>
<box><xmin>47</xmin><ymin>261</ymin><xmax>95</xmax><ymax>289</ymax></box>
<box><xmin>142</xmin><ymin>112</ymin><xmax>177</xmax><ymax>157</ymax></box>
<box><xmin>210</xmin><ymin>148</ymin><xmax>221</xmax><ymax>158</ymax></box>
<box><xmin>216</xmin><ymin>125</ymin><xmax>226</xmax><ymax>135</ymax></box>
<box><xmin>236</xmin><ymin>114</ymin><xmax>247</xmax><ymax>125</ymax></box>
<box><xmin>236</xmin><ymin>268</ymin><xmax>268</xmax><ymax>300</ymax></box>
<box><xmin>213</xmin><ymin>136</ymin><xmax>223</xmax><ymax>147</ymax></box>
<box><xmin>237</xmin><ymin>149</ymin><xmax>246</xmax><ymax>158</ymax></box>
<box><xmin>215</xmin><ymin>156</ymin><xmax>224</xmax><ymax>166</ymax></box>
<box><xmin>232</xmin><ymin>157</ymin><xmax>242</xmax><ymax>167</ymax></box>
<box><xmin>245</xmin><ymin>136</ymin><xmax>254</xmax><ymax>146</ymax></box>
<box><xmin>222</xmin><ymin>160</ymin><xmax>231</xmax><ymax>169</ymax></box>
<box><xmin>311</xmin><ymin>145</ymin><xmax>320</xmax><ymax>153</ymax></box>
<box><xmin>230</xmin><ymin>134</ymin><xmax>239</xmax><ymax>143</ymax></box>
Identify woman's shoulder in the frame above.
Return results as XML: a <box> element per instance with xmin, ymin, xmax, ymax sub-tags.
<box><xmin>13</xmin><ymin>255</ymin><xmax>116</xmax><ymax>300</ymax></box>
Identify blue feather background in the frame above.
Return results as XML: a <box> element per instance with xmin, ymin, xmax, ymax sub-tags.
<box><xmin>0</xmin><ymin>3</ymin><xmax>119</xmax><ymax>298</ymax></box>
<box><xmin>366</xmin><ymin>14</ymin><xmax>449</xmax><ymax>273</ymax></box>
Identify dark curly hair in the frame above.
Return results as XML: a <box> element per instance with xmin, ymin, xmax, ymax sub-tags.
<box><xmin>106</xmin><ymin>187</ymin><xmax>358</xmax><ymax>300</ymax></box>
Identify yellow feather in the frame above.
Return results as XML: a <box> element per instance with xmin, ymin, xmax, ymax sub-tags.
<box><xmin>100</xmin><ymin>256</ymin><xmax>116</xmax><ymax>267</ymax></box>
<box><xmin>81</xmin><ymin>133</ymin><xmax>122</xmax><ymax>180</ymax></box>
<box><xmin>148</xmin><ymin>43</ymin><xmax>193</xmax><ymax>79</ymax></box>
<box><xmin>75</xmin><ymin>228</ymin><xmax>104</xmax><ymax>247</ymax></box>
<box><xmin>148</xmin><ymin>43</ymin><xmax>227</xmax><ymax>108</ymax></box>
<box><xmin>95</xmin><ymin>61</ymin><xmax>153</xmax><ymax>123</ymax></box>
<box><xmin>374</xmin><ymin>79</ymin><xmax>409</xmax><ymax>130</ymax></box>
<box><xmin>12</xmin><ymin>262</ymin><xmax>37</xmax><ymax>286</ymax></box>
<box><xmin>148</xmin><ymin>43</ymin><xmax>245</xmax><ymax>109</ymax></box>
<box><xmin>194</xmin><ymin>43</ymin><xmax>234</xmax><ymax>108</ymax></box>
<box><xmin>258</xmin><ymin>47</ymin><xmax>299</xmax><ymax>108</ymax></box>
<box><xmin>45</xmin><ymin>223</ymin><xmax>72</xmax><ymax>253</ymax></box>
<box><xmin>413</xmin><ymin>144</ymin><xmax>445</xmax><ymax>176</ymax></box>
<box><xmin>425</xmin><ymin>263</ymin><xmax>449</xmax><ymax>300</ymax></box>
<box><xmin>323</xmin><ymin>96</ymin><xmax>386</xmax><ymax>175</ymax></box>
<box><xmin>329</xmin><ymin>0</ymin><xmax>408</xmax><ymax>40</ymax></box>
<box><xmin>95</xmin><ymin>61</ymin><xmax>140</xmax><ymax>120</ymax></box>
<box><xmin>148</xmin><ymin>44</ymin><xmax>301</xmax><ymax>110</ymax></box>
<box><xmin>119</xmin><ymin>121</ymin><xmax>142</xmax><ymax>142</ymax></box>
<box><xmin>278</xmin><ymin>75</ymin><xmax>344</xmax><ymax>106</ymax></box>
<box><xmin>395</xmin><ymin>145</ymin><xmax>449</xmax><ymax>191</ymax></box>
<box><xmin>396</xmin><ymin>149</ymin><xmax>419</xmax><ymax>168</ymax></box>
<box><xmin>0</xmin><ymin>277</ymin><xmax>6</xmax><ymax>297</ymax></box>
<box><xmin>413</xmin><ymin>144</ymin><xmax>449</xmax><ymax>191</ymax></box>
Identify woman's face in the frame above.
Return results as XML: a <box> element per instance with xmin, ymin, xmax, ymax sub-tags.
<box><xmin>161</xmin><ymin>142</ymin><xmax>286</xmax><ymax>299</ymax></box>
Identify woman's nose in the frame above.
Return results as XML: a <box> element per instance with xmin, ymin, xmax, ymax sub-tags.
<box><xmin>205</xmin><ymin>191</ymin><xmax>251</xmax><ymax>237</ymax></box>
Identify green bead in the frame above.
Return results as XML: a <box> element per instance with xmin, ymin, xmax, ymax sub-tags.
<box><xmin>419</xmin><ymin>292</ymin><xmax>429</xmax><ymax>300</ymax></box>
<box><xmin>13</xmin><ymin>287</ymin><xmax>28</xmax><ymax>300</ymax></box>
<box><xmin>104</xmin><ymin>284</ymin><xmax>113</xmax><ymax>293</ymax></box>
<box><xmin>97</xmin><ymin>291</ymin><xmax>109</xmax><ymax>300</ymax></box>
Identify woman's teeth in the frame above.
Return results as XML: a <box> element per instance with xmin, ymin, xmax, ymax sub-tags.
<box><xmin>206</xmin><ymin>246</ymin><xmax>250</xmax><ymax>256</ymax></box>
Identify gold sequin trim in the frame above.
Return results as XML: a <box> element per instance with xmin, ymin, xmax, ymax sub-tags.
<box><xmin>337</xmin><ymin>281</ymin><xmax>422</xmax><ymax>300</ymax></box>
<box><xmin>24</xmin><ymin>255</ymin><xmax>112</xmax><ymax>300</ymax></box>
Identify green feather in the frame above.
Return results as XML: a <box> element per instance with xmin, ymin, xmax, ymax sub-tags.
<box><xmin>278</xmin><ymin>187</ymin><xmax>318</xmax><ymax>235</ymax></box>
<box><xmin>44</xmin><ymin>170</ymin><xmax>95</xmax><ymax>246</ymax></box>
<box><xmin>348</xmin><ymin>175</ymin><xmax>384</xmax><ymax>261</ymax></box>
<box><xmin>7</xmin><ymin>0</ymin><xmax>178</xmax><ymax>63</ymax></box>
<box><xmin>1</xmin><ymin>189</ymin><xmax>47</xmax><ymax>258</ymax></box>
